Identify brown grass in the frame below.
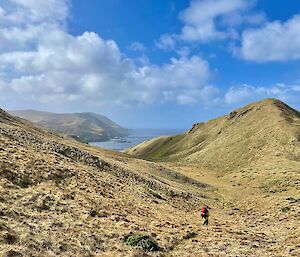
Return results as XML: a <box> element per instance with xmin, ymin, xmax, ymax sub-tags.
<box><xmin>1</xmin><ymin>99</ymin><xmax>299</xmax><ymax>257</ymax></box>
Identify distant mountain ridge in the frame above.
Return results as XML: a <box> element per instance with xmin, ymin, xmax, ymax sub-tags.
<box><xmin>9</xmin><ymin>109</ymin><xmax>130</xmax><ymax>142</ymax></box>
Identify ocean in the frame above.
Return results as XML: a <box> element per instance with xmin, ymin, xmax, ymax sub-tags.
<box><xmin>90</xmin><ymin>128</ymin><xmax>186</xmax><ymax>151</ymax></box>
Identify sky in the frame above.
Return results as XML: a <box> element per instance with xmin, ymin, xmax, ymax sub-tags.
<box><xmin>0</xmin><ymin>0</ymin><xmax>300</xmax><ymax>128</ymax></box>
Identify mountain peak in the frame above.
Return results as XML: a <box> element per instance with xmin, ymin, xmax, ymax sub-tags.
<box><xmin>257</xmin><ymin>97</ymin><xmax>281</xmax><ymax>104</ymax></box>
<box><xmin>236</xmin><ymin>98</ymin><xmax>284</xmax><ymax>110</ymax></box>
<box><xmin>228</xmin><ymin>98</ymin><xmax>299</xmax><ymax>121</ymax></box>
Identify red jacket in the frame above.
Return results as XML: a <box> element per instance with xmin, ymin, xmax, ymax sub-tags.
<box><xmin>201</xmin><ymin>207</ymin><xmax>208</xmax><ymax>217</ymax></box>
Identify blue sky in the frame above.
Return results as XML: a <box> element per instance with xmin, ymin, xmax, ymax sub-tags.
<box><xmin>0</xmin><ymin>0</ymin><xmax>300</xmax><ymax>128</ymax></box>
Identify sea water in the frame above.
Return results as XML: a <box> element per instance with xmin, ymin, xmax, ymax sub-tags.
<box><xmin>90</xmin><ymin>128</ymin><xmax>186</xmax><ymax>151</ymax></box>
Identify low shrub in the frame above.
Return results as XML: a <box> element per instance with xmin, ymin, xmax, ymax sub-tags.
<box><xmin>281</xmin><ymin>207</ymin><xmax>290</xmax><ymax>213</ymax></box>
<box><xmin>124</xmin><ymin>233</ymin><xmax>160</xmax><ymax>252</ymax></box>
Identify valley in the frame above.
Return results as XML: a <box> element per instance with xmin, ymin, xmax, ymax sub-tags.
<box><xmin>2</xmin><ymin>1</ymin><xmax>300</xmax><ymax>256</ymax></box>
<box><xmin>0</xmin><ymin>99</ymin><xmax>299</xmax><ymax>256</ymax></box>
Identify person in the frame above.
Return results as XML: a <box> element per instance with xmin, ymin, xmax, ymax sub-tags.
<box><xmin>201</xmin><ymin>204</ymin><xmax>210</xmax><ymax>225</ymax></box>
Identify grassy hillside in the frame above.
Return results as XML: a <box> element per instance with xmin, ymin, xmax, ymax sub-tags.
<box><xmin>1</xmin><ymin>106</ymin><xmax>299</xmax><ymax>256</ymax></box>
<box><xmin>126</xmin><ymin>98</ymin><xmax>300</xmax><ymax>195</ymax></box>
<box><xmin>0</xmin><ymin>108</ymin><xmax>213</xmax><ymax>256</ymax></box>
<box><xmin>9</xmin><ymin>109</ymin><xmax>130</xmax><ymax>142</ymax></box>
<box><xmin>126</xmin><ymin>98</ymin><xmax>300</xmax><ymax>169</ymax></box>
<box><xmin>124</xmin><ymin>98</ymin><xmax>300</xmax><ymax>256</ymax></box>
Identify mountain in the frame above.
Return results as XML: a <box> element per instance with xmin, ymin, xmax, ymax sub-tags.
<box><xmin>126</xmin><ymin>98</ymin><xmax>300</xmax><ymax>189</ymax></box>
<box><xmin>126</xmin><ymin>98</ymin><xmax>300</xmax><ymax>165</ymax></box>
<box><xmin>9</xmin><ymin>109</ymin><xmax>130</xmax><ymax>142</ymax></box>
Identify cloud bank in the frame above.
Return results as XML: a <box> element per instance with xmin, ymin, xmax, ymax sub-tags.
<box><xmin>0</xmin><ymin>0</ymin><xmax>216</xmax><ymax>110</ymax></box>
<box><xmin>0</xmin><ymin>0</ymin><xmax>299</xmax><ymax>113</ymax></box>
<box><xmin>224</xmin><ymin>84</ymin><xmax>300</xmax><ymax>106</ymax></box>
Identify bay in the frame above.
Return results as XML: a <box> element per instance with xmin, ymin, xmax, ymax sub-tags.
<box><xmin>90</xmin><ymin>128</ymin><xmax>186</xmax><ymax>151</ymax></box>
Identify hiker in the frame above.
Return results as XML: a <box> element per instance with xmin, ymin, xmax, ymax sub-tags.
<box><xmin>201</xmin><ymin>204</ymin><xmax>210</xmax><ymax>225</ymax></box>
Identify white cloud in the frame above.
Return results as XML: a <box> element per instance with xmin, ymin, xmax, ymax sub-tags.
<box><xmin>137</xmin><ymin>56</ymin><xmax>211</xmax><ymax>89</ymax></box>
<box><xmin>129</xmin><ymin>55</ymin><xmax>214</xmax><ymax>105</ymax></box>
<box><xmin>221</xmin><ymin>11</ymin><xmax>266</xmax><ymax>27</ymax></box>
<box><xmin>1</xmin><ymin>30</ymin><xmax>214</xmax><ymax>106</ymax></box>
<box><xmin>156</xmin><ymin>0</ymin><xmax>264</xmax><ymax>50</ymax></box>
<box><xmin>177</xmin><ymin>86</ymin><xmax>219</xmax><ymax>105</ymax></box>
<box><xmin>292</xmin><ymin>85</ymin><xmax>300</xmax><ymax>92</ymax></box>
<box><xmin>0</xmin><ymin>79</ymin><xmax>6</xmax><ymax>90</ymax></box>
<box><xmin>244</xmin><ymin>12</ymin><xmax>266</xmax><ymax>25</ymax></box>
<box><xmin>0</xmin><ymin>0</ymin><xmax>216</xmax><ymax>110</ymax></box>
<box><xmin>10</xmin><ymin>0</ymin><xmax>69</xmax><ymax>22</ymax></box>
<box><xmin>225</xmin><ymin>84</ymin><xmax>255</xmax><ymax>104</ymax></box>
<box><xmin>224</xmin><ymin>84</ymin><xmax>300</xmax><ymax>105</ymax></box>
<box><xmin>156</xmin><ymin>34</ymin><xmax>177</xmax><ymax>50</ymax></box>
<box><xmin>179</xmin><ymin>0</ymin><xmax>251</xmax><ymax>42</ymax></box>
<box><xmin>0</xmin><ymin>0</ymin><xmax>69</xmax><ymax>53</ymax></box>
<box><xmin>129</xmin><ymin>42</ymin><xmax>146</xmax><ymax>52</ymax></box>
<box><xmin>239</xmin><ymin>15</ymin><xmax>300</xmax><ymax>62</ymax></box>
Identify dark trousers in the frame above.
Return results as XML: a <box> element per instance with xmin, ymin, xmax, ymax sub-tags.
<box><xmin>203</xmin><ymin>216</ymin><xmax>209</xmax><ymax>225</ymax></box>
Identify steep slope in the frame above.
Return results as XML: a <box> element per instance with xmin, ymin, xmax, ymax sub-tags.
<box><xmin>127</xmin><ymin>98</ymin><xmax>300</xmax><ymax>170</ymax></box>
<box><xmin>9</xmin><ymin>109</ymin><xmax>130</xmax><ymax>142</ymax></box>
<box><xmin>0</xmin><ymin>108</ymin><xmax>213</xmax><ymax>256</ymax></box>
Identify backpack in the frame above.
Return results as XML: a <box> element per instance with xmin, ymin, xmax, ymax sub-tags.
<box><xmin>201</xmin><ymin>207</ymin><xmax>208</xmax><ymax>217</ymax></box>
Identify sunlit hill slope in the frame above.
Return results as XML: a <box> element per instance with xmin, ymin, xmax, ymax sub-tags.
<box><xmin>9</xmin><ymin>110</ymin><xmax>130</xmax><ymax>142</ymax></box>
<box><xmin>127</xmin><ymin>99</ymin><xmax>299</xmax><ymax>169</ymax></box>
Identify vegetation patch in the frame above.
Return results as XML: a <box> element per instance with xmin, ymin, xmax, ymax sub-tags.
<box><xmin>124</xmin><ymin>233</ymin><xmax>160</xmax><ymax>252</ymax></box>
<box><xmin>281</xmin><ymin>207</ymin><xmax>290</xmax><ymax>213</ymax></box>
